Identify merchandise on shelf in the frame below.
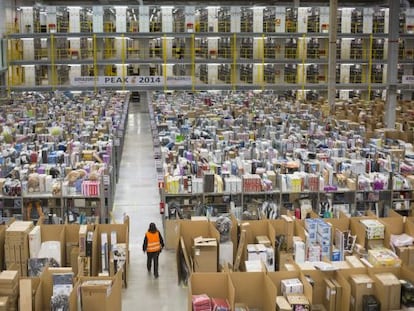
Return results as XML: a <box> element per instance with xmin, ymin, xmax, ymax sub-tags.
<box><xmin>0</xmin><ymin>91</ymin><xmax>128</xmax><ymax>222</ymax></box>
<box><xmin>155</xmin><ymin>91</ymin><xmax>414</xmax><ymax>220</ymax></box>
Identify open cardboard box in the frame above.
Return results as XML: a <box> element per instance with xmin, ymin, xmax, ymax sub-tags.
<box><xmin>367</xmin><ymin>266</ymin><xmax>414</xmax><ymax>311</ymax></box>
<box><xmin>229</xmin><ymin>272</ymin><xmax>276</xmax><ymax>311</ymax></box>
<box><xmin>379</xmin><ymin>216</ymin><xmax>405</xmax><ymax>248</ymax></box>
<box><xmin>77</xmin><ymin>269</ymin><xmax>123</xmax><ymax>311</ymax></box>
<box><xmin>269</xmin><ymin>215</ymin><xmax>294</xmax><ymax>251</ymax></box>
<box><xmin>39</xmin><ymin>224</ymin><xmax>65</xmax><ymax>267</ymax></box>
<box><xmin>267</xmin><ymin>270</ymin><xmax>313</xmax><ymax>305</ymax></box>
<box><xmin>239</xmin><ymin>220</ymin><xmax>276</xmax><ymax>271</ymax></box>
<box><xmin>188</xmin><ymin>272</ymin><xmax>235</xmax><ymax>311</ymax></box>
<box><xmin>176</xmin><ymin>220</ymin><xmax>220</xmax><ymax>281</ymax></box>
<box><xmin>349</xmin><ymin>216</ymin><xmax>380</xmax><ymax>248</ymax></box>
<box><xmin>334</xmin><ymin>267</ymin><xmax>367</xmax><ymax>311</ymax></box>
<box><xmin>300</xmin><ymin>269</ymin><xmax>336</xmax><ymax>307</ymax></box>
<box><xmin>212</xmin><ymin>213</ymin><xmax>238</xmax><ymax>268</ymax></box>
<box><xmin>39</xmin><ymin>267</ymin><xmax>77</xmax><ymax>311</ymax></box>
<box><xmin>64</xmin><ymin>224</ymin><xmax>95</xmax><ymax>269</ymax></box>
<box><xmin>97</xmin><ymin>223</ymin><xmax>129</xmax><ymax>267</ymax></box>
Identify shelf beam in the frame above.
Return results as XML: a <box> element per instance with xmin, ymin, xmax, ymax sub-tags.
<box><xmin>328</xmin><ymin>0</ymin><xmax>338</xmax><ymax>110</ymax></box>
<box><xmin>385</xmin><ymin>0</ymin><xmax>400</xmax><ymax>129</ymax></box>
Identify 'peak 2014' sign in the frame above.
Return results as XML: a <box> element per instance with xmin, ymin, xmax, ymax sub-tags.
<box><xmin>71</xmin><ymin>76</ymin><xmax>191</xmax><ymax>86</ymax></box>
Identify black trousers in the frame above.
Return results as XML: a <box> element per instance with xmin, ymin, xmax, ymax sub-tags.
<box><xmin>147</xmin><ymin>251</ymin><xmax>160</xmax><ymax>277</ymax></box>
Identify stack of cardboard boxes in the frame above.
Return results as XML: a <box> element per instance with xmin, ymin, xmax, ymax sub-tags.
<box><xmin>0</xmin><ymin>271</ymin><xmax>19</xmax><ymax>311</ymax></box>
<box><xmin>5</xmin><ymin>221</ymin><xmax>34</xmax><ymax>276</ymax></box>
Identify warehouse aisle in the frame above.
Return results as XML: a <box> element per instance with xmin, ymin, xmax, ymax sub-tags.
<box><xmin>112</xmin><ymin>92</ymin><xmax>187</xmax><ymax>310</ymax></box>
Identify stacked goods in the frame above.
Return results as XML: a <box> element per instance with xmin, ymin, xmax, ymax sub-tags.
<box><xmin>0</xmin><ymin>271</ymin><xmax>19</xmax><ymax>311</ymax></box>
<box><xmin>5</xmin><ymin>221</ymin><xmax>34</xmax><ymax>276</ymax></box>
<box><xmin>0</xmin><ymin>91</ymin><xmax>128</xmax><ymax>223</ymax></box>
<box><xmin>78</xmin><ymin>225</ymin><xmax>92</xmax><ymax>276</ymax></box>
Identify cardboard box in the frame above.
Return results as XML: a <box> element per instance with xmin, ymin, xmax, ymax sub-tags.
<box><xmin>350</xmin><ymin>274</ymin><xmax>375</xmax><ymax>311</ymax></box>
<box><xmin>286</xmin><ymin>294</ymin><xmax>310</xmax><ymax>310</ymax></box>
<box><xmin>230</xmin><ymin>272</ymin><xmax>276</xmax><ymax>310</ymax></box>
<box><xmin>247</xmin><ymin>244</ymin><xmax>274</xmax><ymax>272</ymax></box>
<box><xmin>331</xmin><ymin>278</ymin><xmax>343</xmax><ymax>311</ymax></box>
<box><xmin>192</xmin><ymin>237</ymin><xmax>218</xmax><ymax>272</ymax></box>
<box><xmin>281</xmin><ymin>278</ymin><xmax>303</xmax><ymax>295</ymax></box>
<box><xmin>79</xmin><ymin>225</ymin><xmax>88</xmax><ymax>257</ymax></box>
<box><xmin>78</xmin><ymin>270</ymin><xmax>122</xmax><ymax>311</ymax></box>
<box><xmin>28</xmin><ymin>226</ymin><xmax>41</xmax><ymax>258</ymax></box>
<box><xmin>81</xmin><ymin>280</ymin><xmax>112</xmax><ymax>311</ymax></box>
<box><xmin>39</xmin><ymin>225</ymin><xmax>65</xmax><ymax>266</ymax></box>
<box><xmin>374</xmin><ymin>272</ymin><xmax>401</xmax><ymax>311</ymax></box>
<box><xmin>276</xmin><ymin>296</ymin><xmax>291</xmax><ymax>311</ymax></box>
<box><xmin>188</xmin><ymin>273</ymin><xmax>235</xmax><ymax>311</ymax></box>
<box><xmin>176</xmin><ymin>220</ymin><xmax>221</xmax><ymax>279</ymax></box>
<box><xmin>244</xmin><ymin>260</ymin><xmax>266</xmax><ymax>272</ymax></box>
<box><xmin>323</xmin><ymin>278</ymin><xmax>337</xmax><ymax>311</ymax></box>
<box><xmin>396</xmin><ymin>246</ymin><xmax>414</xmax><ymax>267</ymax></box>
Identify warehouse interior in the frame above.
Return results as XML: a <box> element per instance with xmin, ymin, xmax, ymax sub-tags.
<box><xmin>0</xmin><ymin>0</ymin><xmax>414</xmax><ymax>310</ymax></box>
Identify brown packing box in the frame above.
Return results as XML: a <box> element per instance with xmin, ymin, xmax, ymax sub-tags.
<box><xmin>399</xmin><ymin>245</ymin><xmax>414</xmax><ymax>267</ymax></box>
<box><xmin>192</xmin><ymin>237</ymin><xmax>218</xmax><ymax>272</ymax></box>
<box><xmin>286</xmin><ymin>294</ymin><xmax>310</xmax><ymax>309</ymax></box>
<box><xmin>276</xmin><ymin>296</ymin><xmax>291</xmax><ymax>311</ymax></box>
<box><xmin>350</xmin><ymin>274</ymin><xmax>375</xmax><ymax>311</ymax></box>
<box><xmin>188</xmin><ymin>273</ymin><xmax>235</xmax><ymax>311</ymax></box>
<box><xmin>230</xmin><ymin>272</ymin><xmax>276</xmax><ymax>310</ymax></box>
<box><xmin>81</xmin><ymin>280</ymin><xmax>112</xmax><ymax>311</ymax></box>
<box><xmin>79</xmin><ymin>270</ymin><xmax>122</xmax><ymax>311</ymax></box>
<box><xmin>39</xmin><ymin>224</ymin><xmax>65</xmax><ymax>266</ymax></box>
<box><xmin>374</xmin><ymin>272</ymin><xmax>401</xmax><ymax>311</ymax></box>
<box><xmin>323</xmin><ymin>278</ymin><xmax>337</xmax><ymax>311</ymax></box>
<box><xmin>0</xmin><ymin>270</ymin><xmax>18</xmax><ymax>285</ymax></box>
<box><xmin>330</xmin><ymin>278</ymin><xmax>343</xmax><ymax>311</ymax></box>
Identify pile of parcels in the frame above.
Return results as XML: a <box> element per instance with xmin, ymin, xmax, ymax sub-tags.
<box><xmin>0</xmin><ymin>218</ymin><xmax>129</xmax><ymax>310</ymax></box>
<box><xmin>182</xmin><ymin>210</ymin><xmax>414</xmax><ymax>310</ymax></box>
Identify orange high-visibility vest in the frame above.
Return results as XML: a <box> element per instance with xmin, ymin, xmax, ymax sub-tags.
<box><xmin>146</xmin><ymin>232</ymin><xmax>161</xmax><ymax>252</ymax></box>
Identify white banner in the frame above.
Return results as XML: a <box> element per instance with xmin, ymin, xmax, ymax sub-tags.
<box><xmin>70</xmin><ymin>76</ymin><xmax>192</xmax><ymax>87</ymax></box>
<box><xmin>166</xmin><ymin>76</ymin><xmax>192</xmax><ymax>85</ymax></box>
<box><xmin>402</xmin><ymin>75</ymin><xmax>414</xmax><ymax>84</ymax></box>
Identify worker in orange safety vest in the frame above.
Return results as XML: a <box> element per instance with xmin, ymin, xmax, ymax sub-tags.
<box><xmin>142</xmin><ymin>222</ymin><xmax>164</xmax><ymax>278</ymax></box>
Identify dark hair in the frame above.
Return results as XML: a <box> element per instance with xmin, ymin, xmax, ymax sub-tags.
<box><xmin>149</xmin><ymin>222</ymin><xmax>157</xmax><ymax>233</ymax></box>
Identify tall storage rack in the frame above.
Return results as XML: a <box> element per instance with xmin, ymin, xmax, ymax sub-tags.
<box><xmin>3</xmin><ymin>4</ymin><xmax>414</xmax><ymax>101</ymax></box>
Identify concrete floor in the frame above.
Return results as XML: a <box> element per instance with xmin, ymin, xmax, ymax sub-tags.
<box><xmin>112</xmin><ymin>92</ymin><xmax>187</xmax><ymax>310</ymax></box>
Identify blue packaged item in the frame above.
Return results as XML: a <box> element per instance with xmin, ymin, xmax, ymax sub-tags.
<box><xmin>48</xmin><ymin>152</ymin><xmax>57</xmax><ymax>164</ymax></box>
<box><xmin>75</xmin><ymin>179</ymin><xmax>83</xmax><ymax>193</ymax></box>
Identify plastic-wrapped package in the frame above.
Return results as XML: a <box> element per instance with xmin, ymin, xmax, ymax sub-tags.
<box><xmin>215</xmin><ymin>216</ymin><xmax>232</xmax><ymax>243</ymax></box>
<box><xmin>390</xmin><ymin>233</ymin><xmax>414</xmax><ymax>248</ymax></box>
